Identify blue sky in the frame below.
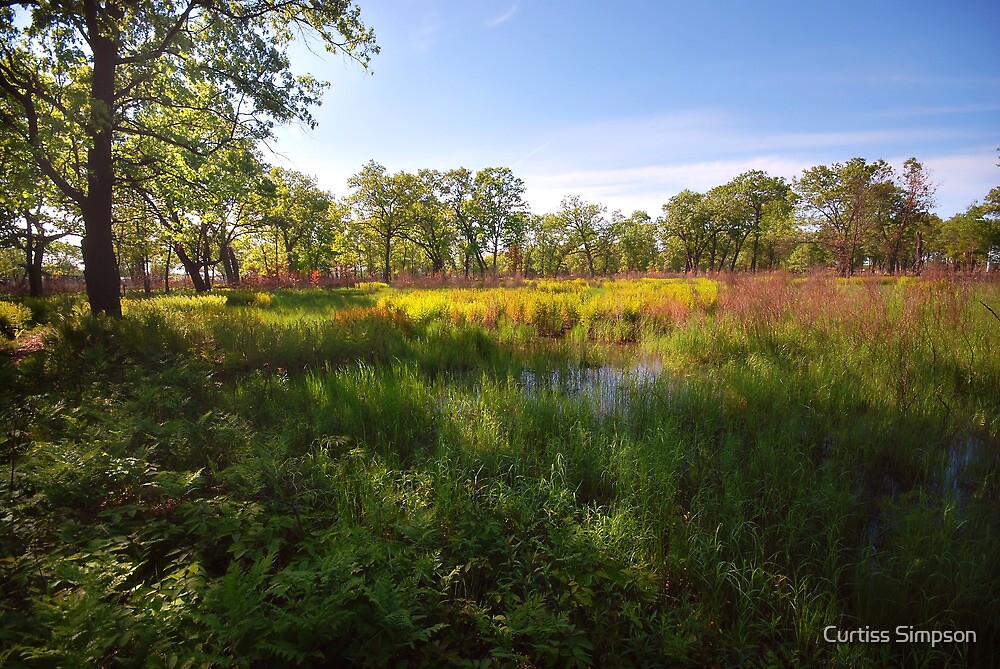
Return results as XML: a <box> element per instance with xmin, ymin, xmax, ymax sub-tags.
<box><xmin>273</xmin><ymin>0</ymin><xmax>1000</xmax><ymax>218</ymax></box>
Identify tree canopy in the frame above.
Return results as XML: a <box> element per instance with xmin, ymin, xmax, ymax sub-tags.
<box><xmin>0</xmin><ymin>0</ymin><xmax>377</xmax><ymax>313</ymax></box>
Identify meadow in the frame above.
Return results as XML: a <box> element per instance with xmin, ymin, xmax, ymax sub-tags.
<box><xmin>1</xmin><ymin>274</ymin><xmax>998</xmax><ymax>668</ymax></box>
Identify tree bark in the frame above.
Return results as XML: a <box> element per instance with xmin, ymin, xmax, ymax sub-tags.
<box><xmin>142</xmin><ymin>254</ymin><xmax>152</xmax><ymax>294</ymax></box>
<box><xmin>175</xmin><ymin>244</ymin><xmax>209</xmax><ymax>292</ymax></box>
<box><xmin>221</xmin><ymin>242</ymin><xmax>241</xmax><ymax>285</ymax></box>
<box><xmin>583</xmin><ymin>243</ymin><xmax>595</xmax><ymax>277</ymax></box>
<box><xmin>81</xmin><ymin>24</ymin><xmax>123</xmax><ymax>316</ymax></box>
<box><xmin>28</xmin><ymin>238</ymin><xmax>45</xmax><ymax>297</ymax></box>
<box><xmin>382</xmin><ymin>235</ymin><xmax>391</xmax><ymax>283</ymax></box>
<box><xmin>23</xmin><ymin>212</ymin><xmax>43</xmax><ymax>297</ymax></box>
<box><xmin>914</xmin><ymin>231</ymin><xmax>924</xmax><ymax>273</ymax></box>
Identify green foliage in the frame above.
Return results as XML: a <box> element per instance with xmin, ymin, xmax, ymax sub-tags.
<box><xmin>0</xmin><ymin>300</ymin><xmax>31</xmax><ymax>337</ymax></box>
<box><xmin>19</xmin><ymin>293</ymin><xmax>86</xmax><ymax>324</ymax></box>
<box><xmin>937</xmin><ymin>204</ymin><xmax>1000</xmax><ymax>270</ymax></box>
<box><xmin>3</xmin><ymin>278</ymin><xmax>999</xmax><ymax>667</ymax></box>
<box><xmin>355</xmin><ymin>281</ymin><xmax>390</xmax><ymax>291</ymax></box>
<box><xmin>222</xmin><ymin>290</ymin><xmax>273</xmax><ymax>308</ymax></box>
<box><xmin>1</xmin><ymin>0</ymin><xmax>379</xmax><ymax>313</ymax></box>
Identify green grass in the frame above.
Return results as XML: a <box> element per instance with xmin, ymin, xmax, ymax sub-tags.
<box><xmin>1</xmin><ymin>275</ymin><xmax>998</xmax><ymax>667</ymax></box>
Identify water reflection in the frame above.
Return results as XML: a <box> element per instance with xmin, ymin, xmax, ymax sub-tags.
<box><xmin>943</xmin><ymin>434</ymin><xmax>981</xmax><ymax>495</ymax></box>
<box><xmin>518</xmin><ymin>355</ymin><xmax>665</xmax><ymax>414</ymax></box>
<box><xmin>865</xmin><ymin>433</ymin><xmax>993</xmax><ymax>552</ymax></box>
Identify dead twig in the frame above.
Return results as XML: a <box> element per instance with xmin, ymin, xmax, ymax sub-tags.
<box><xmin>981</xmin><ymin>300</ymin><xmax>1000</xmax><ymax>325</ymax></box>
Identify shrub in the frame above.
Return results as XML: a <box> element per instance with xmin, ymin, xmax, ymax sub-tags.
<box><xmin>356</xmin><ymin>281</ymin><xmax>390</xmax><ymax>291</ymax></box>
<box><xmin>224</xmin><ymin>290</ymin><xmax>273</xmax><ymax>308</ymax></box>
<box><xmin>121</xmin><ymin>294</ymin><xmax>227</xmax><ymax>316</ymax></box>
<box><xmin>0</xmin><ymin>300</ymin><xmax>32</xmax><ymax>338</ymax></box>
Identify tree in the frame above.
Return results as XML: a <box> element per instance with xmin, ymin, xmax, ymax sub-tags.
<box><xmin>504</xmin><ymin>209</ymin><xmax>530</xmax><ymax>277</ymax></box>
<box><xmin>440</xmin><ymin>168</ymin><xmax>484</xmax><ymax>278</ymax></box>
<box><xmin>472</xmin><ymin>167</ymin><xmax>527</xmax><ymax>278</ymax></box>
<box><xmin>0</xmin><ymin>133</ymin><xmax>80</xmax><ymax>295</ymax></box>
<box><xmin>400</xmin><ymin>169</ymin><xmax>455</xmax><ymax>275</ymax></box>
<box><xmin>756</xmin><ymin>203</ymin><xmax>800</xmax><ymax>271</ymax></box>
<box><xmin>659</xmin><ymin>190</ymin><xmax>712</xmax><ymax>274</ymax></box>
<box><xmin>699</xmin><ymin>185</ymin><xmax>742</xmax><ymax>272</ymax></box>
<box><xmin>113</xmin><ymin>186</ymin><xmax>161</xmax><ymax>293</ymax></box>
<box><xmin>557</xmin><ymin>195</ymin><xmax>606</xmax><ymax>277</ymax></box>
<box><xmin>261</xmin><ymin>167</ymin><xmax>335</xmax><ymax>275</ymax></box>
<box><xmin>881</xmin><ymin>158</ymin><xmax>935</xmax><ymax>274</ymax></box>
<box><xmin>111</xmin><ymin>126</ymin><xmax>271</xmax><ymax>292</ymax></box>
<box><xmin>727</xmin><ymin>170</ymin><xmax>792</xmax><ymax>272</ymax></box>
<box><xmin>199</xmin><ymin>144</ymin><xmax>271</xmax><ymax>285</ymax></box>
<box><xmin>613</xmin><ymin>210</ymin><xmax>659</xmax><ymax>273</ymax></box>
<box><xmin>348</xmin><ymin>161</ymin><xmax>413</xmax><ymax>283</ymax></box>
<box><xmin>334</xmin><ymin>206</ymin><xmax>382</xmax><ymax>279</ymax></box>
<box><xmin>0</xmin><ymin>1</ymin><xmax>376</xmax><ymax>314</ymax></box>
<box><xmin>524</xmin><ymin>213</ymin><xmax>572</xmax><ymax>277</ymax></box>
<box><xmin>794</xmin><ymin>158</ymin><xmax>894</xmax><ymax>276</ymax></box>
<box><xmin>936</xmin><ymin>198</ymin><xmax>1000</xmax><ymax>271</ymax></box>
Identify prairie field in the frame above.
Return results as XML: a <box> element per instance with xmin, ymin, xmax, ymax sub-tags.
<box><xmin>2</xmin><ymin>274</ymin><xmax>999</xmax><ymax>668</ymax></box>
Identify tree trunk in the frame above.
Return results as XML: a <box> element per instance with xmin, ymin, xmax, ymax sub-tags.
<box><xmin>175</xmin><ymin>244</ymin><xmax>209</xmax><ymax>292</ymax></box>
<box><xmin>81</xmin><ymin>29</ymin><xmax>123</xmax><ymax>316</ymax></box>
<box><xmin>164</xmin><ymin>245</ymin><xmax>172</xmax><ymax>293</ymax></box>
<box><xmin>24</xmin><ymin>212</ymin><xmax>43</xmax><ymax>297</ymax></box>
<box><xmin>382</xmin><ymin>235</ymin><xmax>392</xmax><ymax>283</ymax></box>
<box><xmin>202</xmin><ymin>249</ymin><xmax>212</xmax><ymax>290</ymax></box>
<box><xmin>583</xmin><ymin>243</ymin><xmax>595</xmax><ymax>277</ymax></box>
<box><xmin>142</xmin><ymin>254</ymin><xmax>152</xmax><ymax>294</ymax></box>
<box><xmin>914</xmin><ymin>231</ymin><xmax>924</xmax><ymax>273</ymax></box>
<box><xmin>471</xmin><ymin>240</ymin><xmax>487</xmax><ymax>277</ymax></box>
<box><xmin>28</xmin><ymin>238</ymin><xmax>45</xmax><ymax>297</ymax></box>
<box><xmin>283</xmin><ymin>232</ymin><xmax>298</xmax><ymax>274</ymax></box>
<box><xmin>429</xmin><ymin>249</ymin><xmax>444</xmax><ymax>274</ymax></box>
<box><xmin>221</xmin><ymin>242</ymin><xmax>240</xmax><ymax>285</ymax></box>
<box><xmin>885</xmin><ymin>233</ymin><xmax>901</xmax><ymax>275</ymax></box>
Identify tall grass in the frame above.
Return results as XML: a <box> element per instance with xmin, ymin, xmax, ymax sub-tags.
<box><xmin>378</xmin><ymin>277</ymin><xmax>714</xmax><ymax>341</ymax></box>
<box><xmin>2</xmin><ymin>275</ymin><xmax>998</xmax><ymax>667</ymax></box>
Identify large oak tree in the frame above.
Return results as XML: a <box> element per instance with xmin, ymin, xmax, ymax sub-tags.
<box><xmin>794</xmin><ymin>158</ymin><xmax>894</xmax><ymax>276</ymax></box>
<box><xmin>0</xmin><ymin>1</ymin><xmax>376</xmax><ymax>314</ymax></box>
<box><xmin>348</xmin><ymin>161</ymin><xmax>413</xmax><ymax>283</ymax></box>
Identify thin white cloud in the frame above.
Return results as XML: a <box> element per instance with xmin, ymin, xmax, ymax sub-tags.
<box><xmin>486</xmin><ymin>4</ymin><xmax>518</xmax><ymax>28</ymax></box>
<box><xmin>522</xmin><ymin>157</ymin><xmax>809</xmax><ymax>216</ymax></box>
<box><xmin>868</xmin><ymin>103</ymin><xmax>1000</xmax><ymax>119</ymax></box>
<box><xmin>275</xmin><ymin>107</ymin><xmax>997</xmax><ymax>219</ymax></box>
<box><xmin>519</xmin><ymin>150</ymin><xmax>997</xmax><ymax>218</ymax></box>
<box><xmin>520</xmin><ymin>111</ymin><xmax>977</xmax><ymax>171</ymax></box>
<box><xmin>411</xmin><ymin>19</ymin><xmax>443</xmax><ymax>51</ymax></box>
<box><xmin>512</xmin><ymin>140</ymin><xmax>552</xmax><ymax>166</ymax></box>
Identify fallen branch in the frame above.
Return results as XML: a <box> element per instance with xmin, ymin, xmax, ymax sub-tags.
<box><xmin>981</xmin><ymin>300</ymin><xmax>1000</xmax><ymax>325</ymax></box>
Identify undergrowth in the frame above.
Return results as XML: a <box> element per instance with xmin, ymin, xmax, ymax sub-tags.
<box><xmin>1</xmin><ymin>275</ymin><xmax>998</xmax><ymax>667</ymax></box>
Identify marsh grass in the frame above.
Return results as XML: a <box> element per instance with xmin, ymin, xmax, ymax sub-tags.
<box><xmin>2</xmin><ymin>275</ymin><xmax>998</xmax><ymax>667</ymax></box>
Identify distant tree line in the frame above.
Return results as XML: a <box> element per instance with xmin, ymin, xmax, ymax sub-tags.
<box><xmin>3</xmin><ymin>150</ymin><xmax>1000</xmax><ymax>295</ymax></box>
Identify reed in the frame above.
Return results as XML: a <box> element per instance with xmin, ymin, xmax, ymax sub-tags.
<box><xmin>2</xmin><ymin>275</ymin><xmax>997</xmax><ymax>667</ymax></box>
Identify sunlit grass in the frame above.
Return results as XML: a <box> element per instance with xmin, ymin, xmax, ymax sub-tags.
<box><xmin>2</xmin><ymin>275</ymin><xmax>998</xmax><ymax>667</ymax></box>
<box><xmin>376</xmin><ymin>277</ymin><xmax>715</xmax><ymax>342</ymax></box>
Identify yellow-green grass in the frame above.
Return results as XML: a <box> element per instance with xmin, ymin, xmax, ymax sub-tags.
<box><xmin>2</xmin><ymin>275</ymin><xmax>998</xmax><ymax>667</ymax></box>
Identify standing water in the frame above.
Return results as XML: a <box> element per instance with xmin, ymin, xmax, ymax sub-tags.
<box><xmin>518</xmin><ymin>354</ymin><xmax>666</xmax><ymax>415</ymax></box>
